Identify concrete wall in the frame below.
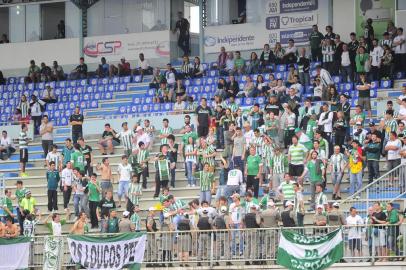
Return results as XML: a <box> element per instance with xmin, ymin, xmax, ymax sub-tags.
<box><xmin>332</xmin><ymin>0</ymin><xmax>356</xmax><ymax>43</ymax></box>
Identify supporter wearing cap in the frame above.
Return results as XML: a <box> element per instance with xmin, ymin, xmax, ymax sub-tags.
<box><xmin>352</xmin><ymin>119</ymin><xmax>368</xmax><ymax>144</ymax></box>
<box><xmin>118</xmin><ymin>210</ymin><xmax>135</xmax><ymax>233</ymax></box>
<box><xmin>260</xmin><ymin>197</ymin><xmax>281</xmax><ymax>228</ymax></box>
<box><xmin>242</xmin><ymin>201</ymin><xmax>261</xmax><ymax>265</ymax></box>
<box><xmin>281</xmin><ymin>200</ymin><xmax>296</xmax><ymax>228</ymax></box>
<box><xmin>135</xmin><ymin>125</ymin><xmax>151</xmax><ymax>149</ymax></box>
<box><xmin>326</xmin><ymin>201</ymin><xmax>346</xmax><ymax>227</ymax></box>
<box><xmin>20</xmin><ymin>190</ymin><xmax>37</xmax><ymax>218</ymax></box>
<box><xmin>313</xmin><ymin>204</ymin><xmax>327</xmax><ymax>232</ymax></box>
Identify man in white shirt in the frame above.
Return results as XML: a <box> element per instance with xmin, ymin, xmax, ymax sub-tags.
<box><xmin>397</xmin><ymin>85</ymin><xmax>406</xmax><ymax>105</ymax></box>
<box><xmin>0</xmin><ymin>130</ymin><xmax>15</xmax><ymax>160</ymax></box>
<box><xmin>173</xmin><ymin>95</ymin><xmax>186</xmax><ymax>113</ymax></box>
<box><xmin>346</xmin><ymin>207</ymin><xmax>364</xmax><ymax>257</ymax></box>
<box><xmin>243</xmin><ymin>122</ymin><xmax>254</xmax><ymax>148</ymax></box>
<box><xmin>117</xmin><ymin>155</ymin><xmax>132</xmax><ymax>208</ymax></box>
<box><xmin>284</xmin><ymin>39</ymin><xmax>297</xmax><ymax>64</ymax></box>
<box><xmin>46</xmin><ymin>144</ymin><xmax>62</xmax><ymax>171</ymax></box>
<box><xmin>135</xmin><ymin>126</ymin><xmax>151</xmax><ymax>149</ymax></box>
<box><xmin>113</xmin><ymin>122</ymin><xmax>135</xmax><ymax>156</ymax></box>
<box><xmin>385</xmin><ymin>131</ymin><xmax>402</xmax><ymax>173</ymax></box>
<box><xmin>61</xmin><ymin>161</ymin><xmax>74</xmax><ymax>210</ymax></box>
<box><xmin>226</xmin><ymin>166</ymin><xmax>243</xmax><ymax>203</ymax></box>
<box><xmin>318</xmin><ymin>103</ymin><xmax>334</xmax><ymax>146</ymax></box>
<box><xmin>369</xmin><ymin>39</ymin><xmax>384</xmax><ymax>81</ymax></box>
<box><xmin>393</xmin><ymin>27</ymin><xmax>405</xmax><ymax>72</ymax></box>
<box><xmin>340</xmin><ymin>43</ymin><xmax>353</xmax><ymax>82</ymax></box>
<box><xmin>315</xmin><ymin>65</ymin><xmax>333</xmax><ymax>88</ymax></box>
<box><xmin>134</xmin><ymin>53</ymin><xmax>152</xmax><ymax>75</ymax></box>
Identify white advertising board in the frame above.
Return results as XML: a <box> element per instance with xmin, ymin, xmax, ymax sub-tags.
<box><xmin>0</xmin><ymin>38</ymin><xmax>79</xmax><ymax>70</ymax></box>
<box><xmin>204</xmin><ymin>23</ymin><xmax>270</xmax><ymax>53</ymax></box>
<box><xmin>83</xmin><ymin>31</ymin><xmax>170</xmax><ymax>64</ymax></box>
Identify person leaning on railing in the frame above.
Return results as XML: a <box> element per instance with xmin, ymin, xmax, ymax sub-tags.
<box><xmin>386</xmin><ymin>202</ymin><xmax>404</xmax><ymax>260</ymax></box>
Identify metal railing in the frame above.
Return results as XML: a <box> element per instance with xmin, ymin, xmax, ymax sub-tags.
<box><xmin>27</xmin><ymin>224</ymin><xmax>406</xmax><ymax>268</ymax></box>
<box><xmin>341</xmin><ymin>164</ymin><xmax>406</xmax><ymax>216</ymax></box>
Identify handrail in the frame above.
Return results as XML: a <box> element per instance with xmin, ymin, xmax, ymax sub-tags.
<box><xmin>341</xmin><ymin>163</ymin><xmax>406</xmax><ymax>204</ymax></box>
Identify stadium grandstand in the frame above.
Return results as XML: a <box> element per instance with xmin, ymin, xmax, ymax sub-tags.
<box><xmin>0</xmin><ymin>0</ymin><xmax>405</xmax><ymax>269</ymax></box>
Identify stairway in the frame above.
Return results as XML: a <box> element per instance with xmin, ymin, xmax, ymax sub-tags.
<box><xmin>340</xmin><ymin>163</ymin><xmax>406</xmax><ymax>216</ymax></box>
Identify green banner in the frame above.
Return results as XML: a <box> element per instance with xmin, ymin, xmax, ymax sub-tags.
<box><xmin>277</xmin><ymin>229</ymin><xmax>343</xmax><ymax>270</ymax></box>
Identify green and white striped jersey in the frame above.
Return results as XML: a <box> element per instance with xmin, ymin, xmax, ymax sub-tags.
<box><xmin>195</xmin><ymin>171</ymin><xmax>215</xmax><ymax>191</ymax></box>
<box><xmin>116</xmin><ymin>129</ymin><xmax>135</xmax><ymax>150</ymax></box>
<box><xmin>156</xmin><ymin>159</ymin><xmax>170</xmax><ymax>181</ymax></box>
<box><xmin>160</xmin><ymin>127</ymin><xmax>173</xmax><ymax>145</ymax></box>
<box><xmin>202</xmin><ymin>145</ymin><xmax>216</xmax><ymax>166</ymax></box>
<box><xmin>288</xmin><ymin>143</ymin><xmax>308</xmax><ymax>165</ymax></box>
<box><xmin>128</xmin><ymin>182</ymin><xmax>142</xmax><ymax>205</ymax></box>
<box><xmin>270</xmin><ymin>154</ymin><xmax>288</xmax><ymax>174</ymax></box>
<box><xmin>250</xmin><ymin>135</ymin><xmax>264</xmax><ymax>156</ymax></box>
<box><xmin>385</xmin><ymin>119</ymin><xmax>398</xmax><ymax>139</ymax></box>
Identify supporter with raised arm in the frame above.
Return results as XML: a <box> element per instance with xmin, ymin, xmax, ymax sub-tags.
<box><xmin>45</xmin><ymin>210</ymin><xmax>70</xmax><ymax>236</ymax></box>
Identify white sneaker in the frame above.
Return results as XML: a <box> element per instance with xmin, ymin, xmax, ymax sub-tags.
<box><xmin>192</xmin><ymin>184</ymin><xmax>196</xmax><ymax>187</ymax></box>
<box><xmin>187</xmin><ymin>184</ymin><xmax>191</xmax><ymax>187</ymax></box>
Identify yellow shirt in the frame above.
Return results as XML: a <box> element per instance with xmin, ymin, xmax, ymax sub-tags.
<box><xmin>20</xmin><ymin>197</ymin><xmax>37</xmax><ymax>213</ymax></box>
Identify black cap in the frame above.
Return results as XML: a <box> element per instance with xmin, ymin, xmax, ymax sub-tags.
<box><xmin>369</xmin><ymin>122</ymin><xmax>375</xmax><ymax>127</ymax></box>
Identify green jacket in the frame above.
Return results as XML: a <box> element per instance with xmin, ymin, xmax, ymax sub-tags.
<box><xmin>365</xmin><ymin>141</ymin><xmax>380</xmax><ymax>161</ymax></box>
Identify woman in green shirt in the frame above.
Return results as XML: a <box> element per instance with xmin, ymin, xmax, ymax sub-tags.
<box><xmin>355</xmin><ymin>46</ymin><xmax>369</xmax><ymax>76</ymax></box>
<box><xmin>88</xmin><ymin>173</ymin><xmax>101</xmax><ymax>229</ymax></box>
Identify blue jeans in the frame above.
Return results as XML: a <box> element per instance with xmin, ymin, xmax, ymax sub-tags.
<box><xmin>215</xmin><ymin>185</ymin><xmax>226</xmax><ymax>201</ymax></box>
<box><xmin>231</xmin><ymin>223</ymin><xmax>244</xmax><ymax>255</ymax></box>
<box><xmin>185</xmin><ymin>161</ymin><xmax>196</xmax><ymax>185</ymax></box>
<box><xmin>73</xmin><ymin>193</ymin><xmax>84</xmax><ymax>217</ymax></box>
<box><xmin>232</xmin><ymin>156</ymin><xmax>245</xmax><ymax>181</ymax></box>
<box><xmin>350</xmin><ymin>172</ymin><xmax>363</xmax><ymax>195</ymax></box>
<box><xmin>225</xmin><ymin>185</ymin><xmax>240</xmax><ymax>204</ymax></box>
<box><xmin>200</xmin><ymin>190</ymin><xmax>212</xmax><ymax>205</ymax></box>
<box><xmin>367</xmin><ymin>160</ymin><xmax>379</xmax><ymax>184</ymax></box>
<box><xmin>216</xmin><ymin>126</ymin><xmax>224</xmax><ymax>148</ymax></box>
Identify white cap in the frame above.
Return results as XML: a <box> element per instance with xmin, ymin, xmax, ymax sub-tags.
<box><xmin>148</xmin><ymin>207</ymin><xmax>156</xmax><ymax>211</ymax></box>
<box><xmin>267</xmin><ymin>201</ymin><xmax>275</xmax><ymax>207</ymax></box>
<box><xmin>123</xmin><ymin>211</ymin><xmax>130</xmax><ymax>217</ymax></box>
<box><xmin>285</xmin><ymin>201</ymin><xmax>294</xmax><ymax>207</ymax></box>
<box><xmin>333</xmin><ymin>202</ymin><xmax>340</xmax><ymax>208</ymax></box>
<box><xmin>220</xmin><ymin>206</ymin><xmax>227</xmax><ymax>213</ymax></box>
<box><xmin>316</xmin><ymin>204</ymin><xmax>324</xmax><ymax>209</ymax></box>
<box><xmin>250</xmin><ymin>204</ymin><xmax>259</xmax><ymax>210</ymax></box>
<box><xmin>136</xmin><ymin>126</ymin><xmax>143</xmax><ymax>131</ymax></box>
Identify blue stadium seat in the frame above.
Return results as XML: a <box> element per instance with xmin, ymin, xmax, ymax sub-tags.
<box><xmin>18</xmin><ymin>77</ymin><xmax>25</xmax><ymax>84</ymax></box>
<box><xmin>75</xmin><ymin>86</ymin><xmax>84</xmax><ymax>94</ymax></box>
<box><xmin>340</xmin><ymin>83</ymin><xmax>353</xmax><ymax>92</ymax></box>
<box><xmin>37</xmin><ymin>82</ymin><xmax>45</xmax><ymax>90</ymax></box>
<box><xmin>107</xmin><ymin>84</ymin><xmax>116</xmax><ymax>92</ymax></box>
<box><xmin>120</xmin><ymin>76</ymin><xmax>131</xmax><ymax>83</ymax></box>
<box><xmin>118</xmin><ymin>84</ymin><xmax>126</xmax><ymax>91</ymax></box>
<box><xmin>129</xmin><ymin>105</ymin><xmax>138</xmax><ymax>113</ymax></box>
<box><xmin>140</xmin><ymin>104</ymin><xmax>151</xmax><ymax>112</ymax></box>
<box><xmin>97</xmin><ymin>85</ymin><xmax>105</xmax><ymax>92</ymax></box>
<box><xmin>89</xmin><ymin>78</ymin><xmax>98</xmax><ymax>86</ymax></box>
<box><xmin>332</xmin><ymin>76</ymin><xmax>341</xmax><ymax>84</ymax></box>
<box><xmin>69</xmin><ymin>80</ymin><xmax>77</xmax><ymax>87</ymax></box>
<box><xmin>370</xmin><ymin>89</ymin><xmax>377</xmax><ymax>98</ymax></box>
<box><xmin>370</xmin><ymin>81</ymin><xmax>379</xmax><ymax>89</ymax></box>
<box><xmin>395</xmin><ymin>72</ymin><xmax>405</xmax><ymax>80</ymax></box>
<box><xmin>205</xmin><ymin>77</ymin><xmax>216</xmax><ymax>85</ymax></box>
<box><xmin>45</xmin><ymin>81</ymin><xmax>56</xmax><ymax>88</ymax></box>
<box><xmin>7</xmin><ymin>77</ymin><xmax>17</xmax><ymax>84</ymax></box>
<box><xmin>133</xmin><ymin>97</ymin><xmax>143</xmax><ymax>104</ymax></box>
<box><xmin>203</xmin><ymin>85</ymin><xmax>214</xmax><ymax>93</ymax></box>
<box><xmin>64</xmin><ymin>87</ymin><xmax>73</xmax><ymax>95</ymax></box>
<box><xmin>310</xmin><ymin>69</ymin><xmax>317</xmax><ymax>77</ymax></box>
<box><xmin>276</xmin><ymin>64</ymin><xmax>286</xmax><ymax>72</ymax></box>
<box><xmin>243</xmin><ymin>98</ymin><xmax>253</xmax><ymax>106</ymax></box>
<box><xmin>310</xmin><ymin>62</ymin><xmax>321</xmax><ymax>69</ymax></box>
<box><xmin>85</xmin><ymin>86</ymin><xmax>95</xmax><ymax>93</ymax></box>
<box><xmin>100</xmin><ymin>78</ymin><xmax>109</xmax><ymax>85</ymax></box>
<box><xmin>133</xmin><ymin>75</ymin><xmax>142</xmax><ymax>83</ymax></box>
<box><xmin>105</xmin><ymin>92</ymin><xmax>113</xmax><ymax>99</ymax></box>
<box><xmin>351</xmin><ymin>98</ymin><xmax>358</xmax><ymax>107</ymax></box>
<box><xmin>110</xmin><ymin>77</ymin><xmax>120</xmax><ymax>84</ymax></box>
<box><xmin>256</xmin><ymin>96</ymin><xmax>265</xmax><ymax>105</ymax></box>
<box><xmin>194</xmin><ymin>78</ymin><xmax>203</xmax><ymax>86</ymax></box>
<box><xmin>380</xmin><ymin>80</ymin><xmax>391</xmax><ymax>88</ymax></box>
<box><xmin>90</xmin><ymin>100</ymin><xmax>98</xmax><ymax>108</ymax></box>
<box><xmin>144</xmin><ymin>96</ymin><xmax>153</xmax><ymax>104</ymax></box>
<box><xmin>274</xmin><ymin>72</ymin><xmax>284</xmax><ymax>80</ymax></box>
<box><xmin>57</xmin><ymin>80</ymin><xmax>67</xmax><ymax>88</ymax></box>
<box><xmin>208</xmin><ymin>70</ymin><xmax>218</xmax><ymax>77</ymax></box>
<box><xmin>184</xmin><ymin>79</ymin><xmax>191</xmax><ymax>86</ymax></box>
<box><xmin>151</xmin><ymin>103</ymin><xmax>161</xmax><ymax>112</ymax></box>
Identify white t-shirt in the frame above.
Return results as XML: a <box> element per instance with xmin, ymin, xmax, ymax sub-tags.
<box><xmin>370</xmin><ymin>46</ymin><xmax>384</xmax><ymax>67</ymax></box>
<box><xmin>61</xmin><ymin>168</ymin><xmax>74</xmax><ymax>186</ymax></box>
<box><xmin>117</xmin><ymin>163</ymin><xmax>132</xmax><ymax>181</ymax></box>
<box><xmin>136</xmin><ymin>133</ymin><xmax>151</xmax><ymax>147</ymax></box>
<box><xmin>229</xmin><ymin>203</ymin><xmax>243</xmax><ymax>224</ymax></box>
<box><xmin>313</xmin><ymin>85</ymin><xmax>323</xmax><ymax>98</ymax></box>
<box><xmin>243</xmin><ymin>130</ymin><xmax>254</xmax><ymax>147</ymax></box>
<box><xmin>401</xmin><ymin>145</ymin><xmax>406</xmax><ymax>165</ymax></box>
<box><xmin>139</xmin><ymin>59</ymin><xmax>150</xmax><ymax>70</ymax></box>
<box><xmin>346</xmin><ymin>215</ymin><xmax>364</xmax><ymax>239</ymax></box>
<box><xmin>46</xmin><ymin>152</ymin><xmax>61</xmax><ymax>168</ymax></box>
<box><xmin>173</xmin><ymin>101</ymin><xmax>185</xmax><ymax>111</ymax></box>
<box><xmin>341</xmin><ymin>51</ymin><xmax>351</xmax><ymax>66</ymax></box>
<box><xmin>393</xmin><ymin>34</ymin><xmax>406</xmax><ymax>54</ymax></box>
<box><xmin>51</xmin><ymin>221</ymin><xmax>62</xmax><ymax>236</ymax></box>
<box><xmin>227</xmin><ymin>169</ymin><xmax>243</xmax><ymax>185</ymax></box>
<box><xmin>386</xmin><ymin>139</ymin><xmax>402</xmax><ymax>160</ymax></box>
<box><xmin>0</xmin><ymin>136</ymin><xmax>13</xmax><ymax>148</ymax></box>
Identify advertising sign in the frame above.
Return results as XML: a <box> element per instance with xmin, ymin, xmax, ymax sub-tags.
<box><xmin>83</xmin><ymin>31</ymin><xmax>170</xmax><ymax>64</ymax></box>
<box><xmin>280</xmin><ymin>28</ymin><xmax>313</xmax><ymax>44</ymax></box>
<box><xmin>204</xmin><ymin>23</ymin><xmax>268</xmax><ymax>53</ymax></box>
<box><xmin>266</xmin><ymin>12</ymin><xmax>317</xmax><ymax>30</ymax></box>
<box><xmin>266</xmin><ymin>0</ymin><xmax>318</xmax><ymax>15</ymax></box>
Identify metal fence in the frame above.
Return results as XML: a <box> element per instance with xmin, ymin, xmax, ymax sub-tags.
<box><xmin>28</xmin><ymin>224</ymin><xmax>406</xmax><ymax>268</ymax></box>
<box><xmin>341</xmin><ymin>164</ymin><xmax>406</xmax><ymax>217</ymax></box>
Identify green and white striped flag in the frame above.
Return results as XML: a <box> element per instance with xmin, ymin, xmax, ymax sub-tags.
<box><xmin>67</xmin><ymin>232</ymin><xmax>146</xmax><ymax>270</ymax></box>
<box><xmin>43</xmin><ymin>236</ymin><xmax>64</xmax><ymax>270</ymax></box>
<box><xmin>277</xmin><ymin>228</ymin><xmax>343</xmax><ymax>270</ymax></box>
